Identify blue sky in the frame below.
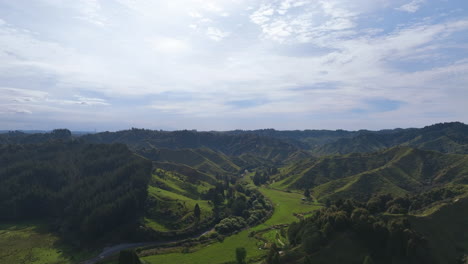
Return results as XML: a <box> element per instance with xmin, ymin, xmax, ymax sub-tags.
<box><xmin>0</xmin><ymin>0</ymin><xmax>467</xmax><ymax>131</ymax></box>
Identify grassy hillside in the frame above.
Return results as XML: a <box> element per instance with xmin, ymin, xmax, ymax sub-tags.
<box><xmin>138</xmin><ymin>147</ymin><xmax>241</xmax><ymax>177</ymax></box>
<box><xmin>144</xmin><ymin>171</ymin><xmax>214</xmax><ymax>232</ymax></box>
<box><xmin>273</xmin><ymin>146</ymin><xmax>468</xmax><ymax>201</ymax></box>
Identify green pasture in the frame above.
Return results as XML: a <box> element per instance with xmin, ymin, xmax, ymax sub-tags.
<box><xmin>142</xmin><ymin>230</ymin><xmax>263</xmax><ymax>264</ymax></box>
<box><xmin>0</xmin><ymin>222</ymin><xmax>89</xmax><ymax>264</ymax></box>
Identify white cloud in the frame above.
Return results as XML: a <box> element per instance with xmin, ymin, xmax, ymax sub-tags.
<box><xmin>12</xmin><ymin>108</ymin><xmax>33</xmax><ymax>114</ymax></box>
<box><xmin>0</xmin><ymin>87</ymin><xmax>109</xmax><ymax>112</ymax></box>
<box><xmin>0</xmin><ymin>0</ymin><xmax>467</xmax><ymax>130</ymax></box>
<box><xmin>76</xmin><ymin>0</ymin><xmax>107</xmax><ymax>26</ymax></box>
<box><xmin>397</xmin><ymin>0</ymin><xmax>425</xmax><ymax>13</ymax></box>
<box><xmin>203</xmin><ymin>3</ymin><xmax>222</xmax><ymax>13</ymax></box>
<box><xmin>250</xmin><ymin>4</ymin><xmax>275</xmax><ymax>25</ymax></box>
<box><xmin>278</xmin><ymin>0</ymin><xmax>308</xmax><ymax>15</ymax></box>
<box><xmin>148</xmin><ymin>36</ymin><xmax>191</xmax><ymax>54</ymax></box>
<box><xmin>320</xmin><ymin>1</ymin><xmax>356</xmax><ymax>18</ymax></box>
<box><xmin>249</xmin><ymin>0</ymin><xmax>359</xmax><ymax>43</ymax></box>
<box><xmin>38</xmin><ymin>0</ymin><xmax>108</xmax><ymax>26</ymax></box>
<box><xmin>0</xmin><ymin>87</ymin><xmax>48</xmax><ymax>103</ymax></box>
<box><xmin>188</xmin><ymin>11</ymin><xmax>203</xmax><ymax>18</ymax></box>
<box><xmin>206</xmin><ymin>27</ymin><xmax>230</xmax><ymax>41</ymax></box>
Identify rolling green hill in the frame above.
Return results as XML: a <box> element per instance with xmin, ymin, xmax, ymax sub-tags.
<box><xmin>313</xmin><ymin>122</ymin><xmax>468</xmax><ymax>155</ymax></box>
<box><xmin>273</xmin><ymin>146</ymin><xmax>468</xmax><ymax>201</ymax></box>
<box><xmin>138</xmin><ymin>147</ymin><xmax>241</xmax><ymax>177</ymax></box>
<box><xmin>80</xmin><ymin>128</ymin><xmax>305</xmax><ymax>163</ymax></box>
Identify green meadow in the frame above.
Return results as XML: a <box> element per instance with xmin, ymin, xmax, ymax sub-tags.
<box><xmin>142</xmin><ymin>230</ymin><xmax>263</xmax><ymax>264</ymax></box>
<box><xmin>142</xmin><ymin>187</ymin><xmax>322</xmax><ymax>264</ymax></box>
<box><xmin>0</xmin><ymin>222</ymin><xmax>90</xmax><ymax>264</ymax></box>
<box><xmin>253</xmin><ymin>187</ymin><xmax>321</xmax><ymax>230</ymax></box>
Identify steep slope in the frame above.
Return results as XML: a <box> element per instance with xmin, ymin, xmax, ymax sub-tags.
<box><xmin>137</xmin><ymin>147</ymin><xmax>241</xmax><ymax>177</ymax></box>
<box><xmin>0</xmin><ymin>142</ymin><xmax>152</xmax><ymax>243</ymax></box>
<box><xmin>409</xmin><ymin>195</ymin><xmax>468</xmax><ymax>264</ymax></box>
<box><xmin>283</xmin><ymin>191</ymin><xmax>468</xmax><ymax>264</ymax></box>
<box><xmin>274</xmin><ymin>147</ymin><xmax>468</xmax><ymax>201</ymax></box>
<box><xmin>144</xmin><ymin>171</ymin><xmax>214</xmax><ymax>232</ymax></box>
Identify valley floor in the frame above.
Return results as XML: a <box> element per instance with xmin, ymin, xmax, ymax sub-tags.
<box><xmin>0</xmin><ymin>185</ymin><xmax>320</xmax><ymax>264</ymax></box>
<box><xmin>141</xmin><ymin>187</ymin><xmax>321</xmax><ymax>264</ymax></box>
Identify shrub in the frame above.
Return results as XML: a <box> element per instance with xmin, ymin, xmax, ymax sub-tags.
<box><xmin>215</xmin><ymin>216</ymin><xmax>247</xmax><ymax>234</ymax></box>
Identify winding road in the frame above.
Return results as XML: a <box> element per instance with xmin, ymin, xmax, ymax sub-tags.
<box><xmin>80</xmin><ymin>229</ymin><xmax>213</xmax><ymax>264</ymax></box>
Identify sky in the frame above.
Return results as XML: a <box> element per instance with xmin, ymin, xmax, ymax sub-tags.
<box><xmin>0</xmin><ymin>0</ymin><xmax>467</xmax><ymax>131</ymax></box>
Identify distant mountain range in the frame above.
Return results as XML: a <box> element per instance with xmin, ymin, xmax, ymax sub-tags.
<box><xmin>2</xmin><ymin>121</ymin><xmax>467</xmax><ymax>157</ymax></box>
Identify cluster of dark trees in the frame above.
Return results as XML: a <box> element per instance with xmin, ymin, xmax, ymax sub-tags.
<box><xmin>252</xmin><ymin>167</ymin><xmax>278</xmax><ymax>186</ymax></box>
<box><xmin>236</xmin><ymin>247</ymin><xmax>247</xmax><ymax>264</ymax></box>
<box><xmin>207</xmin><ymin>182</ymin><xmax>272</xmax><ymax>234</ymax></box>
<box><xmin>118</xmin><ymin>249</ymin><xmax>141</xmax><ymax>264</ymax></box>
<box><xmin>0</xmin><ymin>141</ymin><xmax>152</xmax><ymax>244</ymax></box>
<box><xmin>366</xmin><ymin>185</ymin><xmax>465</xmax><ymax>214</ymax></box>
<box><xmin>286</xmin><ymin>198</ymin><xmax>436</xmax><ymax>264</ymax></box>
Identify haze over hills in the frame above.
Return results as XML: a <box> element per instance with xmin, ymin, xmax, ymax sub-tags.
<box><xmin>3</xmin><ymin>121</ymin><xmax>467</xmax><ymax>156</ymax></box>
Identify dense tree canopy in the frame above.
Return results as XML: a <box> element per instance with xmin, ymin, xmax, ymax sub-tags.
<box><xmin>0</xmin><ymin>142</ymin><xmax>152</xmax><ymax>243</ymax></box>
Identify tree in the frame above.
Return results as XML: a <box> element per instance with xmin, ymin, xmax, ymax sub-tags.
<box><xmin>118</xmin><ymin>249</ymin><xmax>141</xmax><ymax>264</ymax></box>
<box><xmin>304</xmin><ymin>189</ymin><xmax>311</xmax><ymax>199</ymax></box>
<box><xmin>267</xmin><ymin>244</ymin><xmax>280</xmax><ymax>264</ymax></box>
<box><xmin>303</xmin><ymin>256</ymin><xmax>313</xmax><ymax>264</ymax></box>
<box><xmin>236</xmin><ymin>247</ymin><xmax>247</xmax><ymax>264</ymax></box>
<box><xmin>362</xmin><ymin>255</ymin><xmax>374</xmax><ymax>264</ymax></box>
<box><xmin>194</xmin><ymin>203</ymin><xmax>201</xmax><ymax>220</ymax></box>
<box><xmin>301</xmin><ymin>224</ymin><xmax>323</xmax><ymax>254</ymax></box>
<box><xmin>232</xmin><ymin>197</ymin><xmax>247</xmax><ymax>216</ymax></box>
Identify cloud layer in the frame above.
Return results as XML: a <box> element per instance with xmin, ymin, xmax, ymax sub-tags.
<box><xmin>0</xmin><ymin>0</ymin><xmax>467</xmax><ymax>131</ymax></box>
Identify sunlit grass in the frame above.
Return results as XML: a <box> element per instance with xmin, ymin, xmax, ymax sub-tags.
<box><xmin>142</xmin><ymin>230</ymin><xmax>263</xmax><ymax>264</ymax></box>
<box><xmin>0</xmin><ymin>222</ymin><xmax>91</xmax><ymax>264</ymax></box>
